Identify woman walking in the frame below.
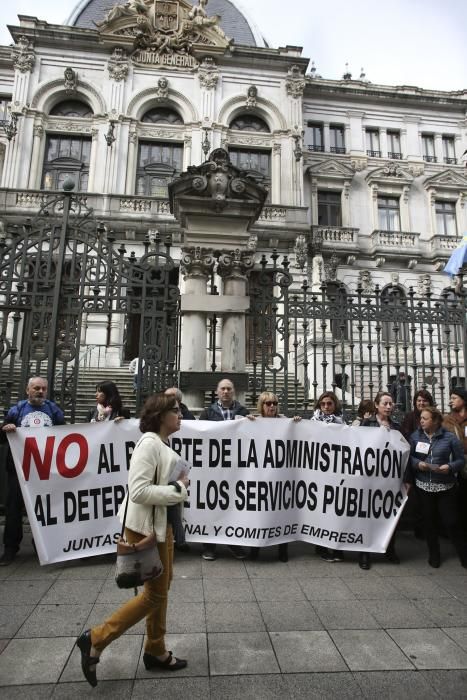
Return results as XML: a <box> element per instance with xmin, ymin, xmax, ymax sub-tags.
<box><xmin>407</xmin><ymin>406</ymin><xmax>467</xmax><ymax>568</ymax></box>
<box><xmin>77</xmin><ymin>393</ymin><xmax>189</xmax><ymax>687</ymax></box>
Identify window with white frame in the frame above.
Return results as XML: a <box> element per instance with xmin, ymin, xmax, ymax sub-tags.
<box><xmin>435</xmin><ymin>200</ymin><xmax>457</xmax><ymax>236</ymax></box>
<box><xmin>366</xmin><ymin>129</ymin><xmax>381</xmax><ymax>157</ymax></box>
<box><xmin>378</xmin><ymin>196</ymin><xmax>400</xmax><ymax>231</ymax></box>
<box><xmin>307</xmin><ymin>122</ymin><xmax>324</xmax><ymax>152</ymax></box>
<box><xmin>387</xmin><ymin>130</ymin><xmax>402</xmax><ymax>159</ymax></box>
<box><xmin>422</xmin><ymin>134</ymin><xmax>436</xmax><ymax>162</ymax></box>
<box><xmin>329</xmin><ymin>125</ymin><xmax>345</xmax><ymax>153</ymax></box>
<box><xmin>442</xmin><ymin>136</ymin><xmax>456</xmax><ymax>164</ymax></box>
<box><xmin>42</xmin><ymin>134</ymin><xmax>91</xmax><ymax>191</ymax></box>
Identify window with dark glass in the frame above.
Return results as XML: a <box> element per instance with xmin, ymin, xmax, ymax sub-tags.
<box><xmin>330</xmin><ymin>125</ymin><xmax>345</xmax><ymax>153</ymax></box>
<box><xmin>0</xmin><ymin>96</ymin><xmax>11</xmax><ymax>126</ymax></box>
<box><xmin>422</xmin><ymin>134</ymin><xmax>436</xmax><ymax>162</ymax></box>
<box><xmin>318</xmin><ymin>191</ymin><xmax>342</xmax><ymax>226</ymax></box>
<box><xmin>366</xmin><ymin>129</ymin><xmax>381</xmax><ymax>157</ymax></box>
<box><xmin>49</xmin><ymin>100</ymin><xmax>93</xmax><ymax>118</ymax></box>
<box><xmin>378</xmin><ymin>196</ymin><xmax>400</xmax><ymax>231</ymax></box>
<box><xmin>387</xmin><ymin>130</ymin><xmax>402</xmax><ymax>159</ymax></box>
<box><xmin>307</xmin><ymin>122</ymin><xmax>324</xmax><ymax>152</ymax></box>
<box><xmin>442</xmin><ymin>136</ymin><xmax>456</xmax><ymax>164</ymax></box>
<box><xmin>42</xmin><ymin>134</ymin><xmax>91</xmax><ymax>191</ymax></box>
<box><xmin>229</xmin><ymin>147</ymin><xmax>271</xmax><ymax>199</ymax></box>
<box><xmin>435</xmin><ymin>200</ymin><xmax>457</xmax><ymax>236</ymax></box>
<box><xmin>229</xmin><ymin>114</ymin><xmax>270</xmax><ymax>132</ymax></box>
<box><xmin>135</xmin><ymin>141</ymin><xmax>183</xmax><ymax>197</ymax></box>
<box><xmin>141</xmin><ymin>107</ymin><xmax>183</xmax><ymax>125</ymax></box>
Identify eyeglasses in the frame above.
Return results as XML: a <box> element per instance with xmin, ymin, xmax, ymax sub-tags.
<box><xmin>264</xmin><ymin>401</ymin><xmax>278</xmax><ymax>407</ymax></box>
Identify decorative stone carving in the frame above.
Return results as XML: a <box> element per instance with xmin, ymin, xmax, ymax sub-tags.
<box><xmin>417</xmin><ymin>273</ymin><xmax>432</xmax><ymax>296</ymax></box>
<box><xmin>33</xmin><ymin>124</ymin><xmax>44</xmax><ymax>138</ymax></box>
<box><xmin>375</xmin><ymin>257</ymin><xmax>386</xmax><ymax>268</ymax></box>
<box><xmin>358</xmin><ymin>269</ymin><xmax>375</xmax><ymax>294</ymax></box>
<box><xmin>169</xmin><ymin>147</ymin><xmax>267</xmax><ymax>214</ymax></box>
<box><xmin>286</xmin><ymin>64</ymin><xmax>306</xmax><ymax>98</ymax></box>
<box><xmin>273</xmin><ymin>143</ymin><xmax>281</xmax><ymax>154</ymax></box>
<box><xmin>407</xmin><ymin>259</ymin><xmax>418</xmax><ymax>269</ymax></box>
<box><xmin>198</xmin><ymin>56</ymin><xmax>219</xmax><ymax>90</ymax></box>
<box><xmin>96</xmin><ymin>0</ymin><xmax>230</xmax><ymax>71</ymax></box>
<box><xmin>350</xmin><ymin>157</ymin><xmax>367</xmax><ymax>172</ymax></box>
<box><xmin>11</xmin><ymin>35</ymin><xmax>36</xmax><ymax>73</ymax></box>
<box><xmin>294</xmin><ymin>234</ymin><xmax>308</xmax><ymax>270</ymax></box>
<box><xmin>245</xmin><ymin>85</ymin><xmax>258</xmax><ymax>110</ymax></box>
<box><xmin>181</xmin><ymin>246</ymin><xmax>215</xmax><ymax>279</ymax></box>
<box><xmin>390</xmin><ymin>272</ymin><xmax>400</xmax><ymax>286</ymax></box>
<box><xmin>217</xmin><ymin>248</ymin><xmax>255</xmax><ymax>279</ymax></box>
<box><xmin>346</xmin><ymin>255</ymin><xmax>356</xmax><ymax>266</ymax></box>
<box><xmin>155</xmin><ymin>76</ymin><xmax>169</xmax><ymax>100</ymax></box>
<box><xmin>324</xmin><ymin>253</ymin><xmax>339</xmax><ymax>282</ymax></box>
<box><xmin>64</xmin><ymin>67</ymin><xmax>78</xmax><ymax>94</ymax></box>
<box><xmin>247</xmin><ymin>234</ymin><xmax>258</xmax><ymax>252</ymax></box>
<box><xmin>107</xmin><ymin>47</ymin><xmax>130</xmax><ymax>81</ymax></box>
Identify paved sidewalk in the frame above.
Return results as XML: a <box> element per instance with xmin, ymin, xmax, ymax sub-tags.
<box><xmin>0</xmin><ymin>531</ymin><xmax>467</xmax><ymax>698</ymax></box>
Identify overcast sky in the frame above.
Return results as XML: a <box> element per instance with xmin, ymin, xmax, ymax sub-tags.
<box><xmin>1</xmin><ymin>0</ymin><xmax>466</xmax><ymax>91</ymax></box>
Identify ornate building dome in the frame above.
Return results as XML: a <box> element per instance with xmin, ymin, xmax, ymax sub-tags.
<box><xmin>67</xmin><ymin>0</ymin><xmax>266</xmax><ymax>47</ymax></box>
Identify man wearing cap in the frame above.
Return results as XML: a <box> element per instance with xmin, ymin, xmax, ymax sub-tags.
<box><xmin>0</xmin><ymin>377</ymin><xmax>65</xmax><ymax>565</ymax></box>
<box><xmin>443</xmin><ymin>387</ymin><xmax>467</xmax><ymax>533</ymax></box>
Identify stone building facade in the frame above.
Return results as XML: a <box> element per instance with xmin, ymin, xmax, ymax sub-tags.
<box><xmin>0</xmin><ymin>0</ymin><xmax>466</xmax><ymax>412</ymax></box>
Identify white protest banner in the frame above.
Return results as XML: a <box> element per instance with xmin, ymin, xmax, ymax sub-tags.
<box><xmin>7</xmin><ymin>418</ymin><xmax>409</xmax><ymax>564</ymax></box>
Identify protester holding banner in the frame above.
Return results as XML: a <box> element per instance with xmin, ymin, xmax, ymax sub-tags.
<box><xmin>249</xmin><ymin>391</ymin><xmax>301</xmax><ymax>563</ymax></box>
<box><xmin>87</xmin><ymin>381</ymin><xmax>131</xmax><ymax>422</ymax></box>
<box><xmin>0</xmin><ymin>377</ymin><xmax>65</xmax><ymax>566</ymax></box>
<box><xmin>199</xmin><ymin>378</ymin><xmax>249</xmax><ymax>561</ymax></box>
<box><xmin>164</xmin><ymin>387</ymin><xmax>196</xmax><ymax>420</ymax></box>
<box><xmin>358</xmin><ymin>391</ymin><xmax>402</xmax><ymax>570</ymax></box>
<box><xmin>77</xmin><ymin>393</ymin><xmax>189</xmax><ymax>687</ymax></box>
<box><xmin>401</xmin><ymin>389</ymin><xmax>434</xmax><ymax>439</ymax></box>
<box><xmin>442</xmin><ymin>388</ymin><xmax>467</xmax><ymax>534</ymax></box>
<box><xmin>311</xmin><ymin>391</ymin><xmax>346</xmax><ymax>563</ymax></box>
<box><xmin>406</xmin><ymin>406</ymin><xmax>467</xmax><ymax>569</ymax></box>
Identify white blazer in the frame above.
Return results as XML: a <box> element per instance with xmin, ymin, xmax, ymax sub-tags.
<box><xmin>117</xmin><ymin>431</ymin><xmax>188</xmax><ymax>541</ymax></box>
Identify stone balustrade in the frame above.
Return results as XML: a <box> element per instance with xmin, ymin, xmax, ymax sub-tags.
<box><xmin>370</xmin><ymin>229</ymin><xmax>420</xmax><ymax>250</ymax></box>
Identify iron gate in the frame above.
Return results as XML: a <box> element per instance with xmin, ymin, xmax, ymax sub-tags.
<box><xmin>247</xmin><ymin>252</ymin><xmax>467</xmax><ymax>417</ymax></box>
<box><xmin>0</xmin><ymin>186</ymin><xmax>180</xmax><ymax>420</ymax></box>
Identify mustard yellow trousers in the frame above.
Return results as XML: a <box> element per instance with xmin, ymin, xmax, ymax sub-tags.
<box><xmin>91</xmin><ymin>526</ymin><xmax>173</xmax><ymax>656</ymax></box>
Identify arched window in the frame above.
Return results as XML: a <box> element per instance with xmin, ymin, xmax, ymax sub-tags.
<box><xmin>141</xmin><ymin>107</ymin><xmax>183</xmax><ymax>125</ymax></box>
<box><xmin>381</xmin><ymin>285</ymin><xmax>408</xmax><ymax>344</ymax></box>
<box><xmin>42</xmin><ymin>134</ymin><xmax>91</xmax><ymax>191</ymax></box>
<box><xmin>49</xmin><ymin>100</ymin><xmax>93</xmax><ymax>117</ymax></box>
<box><xmin>229</xmin><ymin>114</ymin><xmax>270</xmax><ymax>133</ymax></box>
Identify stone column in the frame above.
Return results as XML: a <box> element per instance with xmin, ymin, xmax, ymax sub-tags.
<box><xmin>218</xmin><ymin>250</ymin><xmax>254</xmax><ymax>376</ymax></box>
<box><xmin>434</xmin><ymin>133</ymin><xmax>443</xmax><ymax>163</ymax></box>
<box><xmin>28</xmin><ymin>123</ymin><xmax>44</xmax><ymax>188</ymax></box>
<box><xmin>180</xmin><ymin>247</ymin><xmax>215</xmax><ymax>408</ymax></box>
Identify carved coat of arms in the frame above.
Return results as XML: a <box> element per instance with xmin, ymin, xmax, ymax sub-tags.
<box><xmin>154</xmin><ymin>1</ymin><xmax>179</xmax><ymax>32</ymax></box>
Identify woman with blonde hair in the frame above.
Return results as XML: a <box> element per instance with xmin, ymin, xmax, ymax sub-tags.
<box><xmin>249</xmin><ymin>392</ymin><xmax>301</xmax><ymax>562</ymax></box>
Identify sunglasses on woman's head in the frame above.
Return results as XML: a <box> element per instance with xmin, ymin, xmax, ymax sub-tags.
<box><xmin>264</xmin><ymin>401</ymin><xmax>278</xmax><ymax>406</ymax></box>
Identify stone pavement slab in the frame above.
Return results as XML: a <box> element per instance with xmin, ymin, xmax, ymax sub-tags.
<box><xmin>353</xmin><ymin>670</ymin><xmax>439</xmax><ymax>699</ymax></box>
<box><xmin>270</xmin><ymin>630</ymin><xmax>347</xmax><ymax>673</ymax></box>
<box><xmin>14</xmin><ymin>603</ymin><xmax>92</xmax><ymax>638</ymax></box>
<box><xmin>422</xmin><ymin>669</ymin><xmax>467</xmax><ymax>699</ymax></box>
<box><xmin>0</xmin><ymin>637</ymin><xmax>76</xmax><ymax>685</ymax></box>
<box><xmin>53</xmin><ymin>679</ymin><xmax>133</xmax><ymax>699</ymax></box>
<box><xmin>135</xmin><ymin>632</ymin><xmax>208</xmax><ymax>678</ymax></box>
<box><xmin>311</xmin><ymin>599</ymin><xmax>380</xmax><ymax>629</ymax></box>
<box><xmin>258</xmin><ymin>600</ymin><xmax>324</xmax><ymax>631</ymax></box>
<box><xmin>443</xmin><ymin>626</ymin><xmax>467</xmax><ymax>651</ymax></box>
<box><xmin>284</xmin><ymin>672</ymin><xmax>364</xmax><ymax>699</ymax></box>
<box><xmin>205</xmin><ymin>602</ymin><xmax>265</xmax><ymax>632</ymax></box>
<box><xmin>207</xmin><ymin>632</ymin><xmax>279</xmax><ymax>675</ymax></box>
<box><xmin>387</xmin><ymin>628</ymin><xmax>467</xmax><ymax>669</ymax></box>
<box><xmin>133</xmin><ymin>677</ymin><xmax>210</xmax><ymax>700</ymax></box>
<box><xmin>330</xmin><ymin>629</ymin><xmax>414</xmax><ymax>671</ymax></box>
<box><xmin>0</xmin><ymin>604</ymin><xmax>35</xmax><ymax>637</ymax></box>
<box><xmin>61</xmin><ymin>633</ymin><xmax>143</xmax><ymax>682</ymax></box>
<box><xmin>359</xmin><ymin>598</ymin><xmax>437</xmax><ymax>629</ymax></box>
<box><xmin>209</xmin><ymin>674</ymin><xmax>287</xmax><ymax>699</ymax></box>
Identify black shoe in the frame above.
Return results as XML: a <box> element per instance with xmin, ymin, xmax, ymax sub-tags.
<box><xmin>201</xmin><ymin>545</ymin><xmax>217</xmax><ymax>561</ymax></box>
<box><xmin>228</xmin><ymin>545</ymin><xmax>247</xmax><ymax>560</ymax></box>
<box><xmin>76</xmin><ymin>630</ymin><xmax>99</xmax><ymax>688</ymax></box>
<box><xmin>428</xmin><ymin>554</ymin><xmax>441</xmax><ymax>568</ymax></box>
<box><xmin>0</xmin><ymin>550</ymin><xmax>16</xmax><ymax>566</ymax></box>
<box><xmin>385</xmin><ymin>549</ymin><xmax>400</xmax><ymax>564</ymax></box>
<box><xmin>278</xmin><ymin>544</ymin><xmax>288</xmax><ymax>563</ymax></box>
<box><xmin>143</xmin><ymin>651</ymin><xmax>187</xmax><ymax>672</ymax></box>
<box><xmin>359</xmin><ymin>553</ymin><xmax>371</xmax><ymax>570</ymax></box>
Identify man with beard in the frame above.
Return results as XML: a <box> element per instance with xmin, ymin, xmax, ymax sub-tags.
<box><xmin>0</xmin><ymin>377</ymin><xmax>65</xmax><ymax>565</ymax></box>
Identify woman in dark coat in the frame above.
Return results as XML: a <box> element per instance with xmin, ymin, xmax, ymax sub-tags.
<box><xmin>400</xmin><ymin>389</ymin><xmax>434</xmax><ymax>440</ymax></box>
<box><xmin>359</xmin><ymin>391</ymin><xmax>402</xmax><ymax>570</ymax></box>
<box><xmin>406</xmin><ymin>406</ymin><xmax>467</xmax><ymax>568</ymax></box>
<box><xmin>87</xmin><ymin>381</ymin><xmax>130</xmax><ymax>422</ymax></box>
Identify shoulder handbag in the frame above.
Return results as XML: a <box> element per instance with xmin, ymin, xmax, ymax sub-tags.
<box><xmin>115</xmin><ymin>466</ymin><xmax>164</xmax><ymax>589</ymax></box>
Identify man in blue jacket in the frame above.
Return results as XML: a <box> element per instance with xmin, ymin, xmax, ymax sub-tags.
<box><xmin>0</xmin><ymin>377</ymin><xmax>65</xmax><ymax>565</ymax></box>
<box><xmin>199</xmin><ymin>378</ymin><xmax>249</xmax><ymax>560</ymax></box>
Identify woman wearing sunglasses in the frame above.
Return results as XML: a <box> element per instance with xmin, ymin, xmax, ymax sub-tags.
<box><xmin>249</xmin><ymin>392</ymin><xmax>301</xmax><ymax>562</ymax></box>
